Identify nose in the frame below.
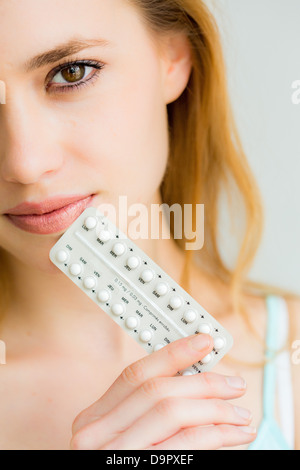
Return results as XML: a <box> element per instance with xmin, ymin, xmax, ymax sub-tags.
<box><xmin>0</xmin><ymin>90</ymin><xmax>64</xmax><ymax>185</ymax></box>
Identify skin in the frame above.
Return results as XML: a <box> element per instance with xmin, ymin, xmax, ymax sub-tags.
<box><xmin>0</xmin><ymin>0</ymin><xmax>299</xmax><ymax>450</ymax></box>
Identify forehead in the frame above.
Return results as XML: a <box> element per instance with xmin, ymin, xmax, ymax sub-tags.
<box><xmin>0</xmin><ymin>0</ymin><xmax>121</xmax><ymax>36</ymax></box>
<box><xmin>0</xmin><ymin>0</ymin><xmax>147</xmax><ymax>72</ymax></box>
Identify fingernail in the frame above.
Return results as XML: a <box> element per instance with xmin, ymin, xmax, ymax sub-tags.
<box><xmin>234</xmin><ymin>406</ymin><xmax>252</xmax><ymax>421</ymax></box>
<box><xmin>226</xmin><ymin>376</ymin><xmax>247</xmax><ymax>390</ymax></box>
<box><xmin>240</xmin><ymin>426</ymin><xmax>257</xmax><ymax>435</ymax></box>
<box><xmin>188</xmin><ymin>334</ymin><xmax>211</xmax><ymax>352</ymax></box>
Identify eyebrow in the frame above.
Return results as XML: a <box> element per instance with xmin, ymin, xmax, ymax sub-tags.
<box><xmin>24</xmin><ymin>38</ymin><xmax>113</xmax><ymax>72</ymax></box>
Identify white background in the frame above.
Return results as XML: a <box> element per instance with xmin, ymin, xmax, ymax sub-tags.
<box><xmin>207</xmin><ymin>0</ymin><xmax>300</xmax><ymax>295</ymax></box>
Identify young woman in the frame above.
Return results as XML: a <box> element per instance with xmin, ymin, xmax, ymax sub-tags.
<box><xmin>0</xmin><ymin>0</ymin><xmax>299</xmax><ymax>450</ymax></box>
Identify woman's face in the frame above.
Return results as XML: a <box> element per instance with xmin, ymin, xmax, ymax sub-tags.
<box><xmin>0</xmin><ymin>0</ymin><xmax>188</xmax><ymax>272</ymax></box>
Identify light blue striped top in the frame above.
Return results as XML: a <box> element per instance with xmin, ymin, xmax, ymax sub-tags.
<box><xmin>248</xmin><ymin>296</ymin><xmax>295</xmax><ymax>450</ymax></box>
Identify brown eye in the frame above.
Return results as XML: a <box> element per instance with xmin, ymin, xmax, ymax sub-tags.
<box><xmin>50</xmin><ymin>64</ymin><xmax>95</xmax><ymax>86</ymax></box>
<box><xmin>61</xmin><ymin>64</ymin><xmax>85</xmax><ymax>83</ymax></box>
<box><xmin>46</xmin><ymin>60</ymin><xmax>105</xmax><ymax>94</ymax></box>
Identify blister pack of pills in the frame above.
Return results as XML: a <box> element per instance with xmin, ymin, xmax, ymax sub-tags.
<box><xmin>49</xmin><ymin>207</ymin><xmax>233</xmax><ymax>375</ymax></box>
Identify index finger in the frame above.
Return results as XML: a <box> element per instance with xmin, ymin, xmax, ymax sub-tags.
<box><xmin>73</xmin><ymin>334</ymin><xmax>213</xmax><ymax>433</ymax></box>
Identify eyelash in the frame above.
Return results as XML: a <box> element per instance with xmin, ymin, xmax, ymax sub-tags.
<box><xmin>45</xmin><ymin>59</ymin><xmax>105</xmax><ymax>94</ymax></box>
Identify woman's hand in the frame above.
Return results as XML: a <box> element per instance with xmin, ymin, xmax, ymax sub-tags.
<box><xmin>70</xmin><ymin>334</ymin><xmax>256</xmax><ymax>450</ymax></box>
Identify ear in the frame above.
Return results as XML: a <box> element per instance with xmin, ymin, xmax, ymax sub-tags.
<box><xmin>159</xmin><ymin>32</ymin><xmax>193</xmax><ymax>105</ymax></box>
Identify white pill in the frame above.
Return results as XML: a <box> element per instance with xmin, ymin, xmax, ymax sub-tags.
<box><xmin>111</xmin><ymin>303</ymin><xmax>125</xmax><ymax>316</ymax></box>
<box><xmin>153</xmin><ymin>343</ymin><xmax>165</xmax><ymax>352</ymax></box>
<box><xmin>69</xmin><ymin>263</ymin><xmax>82</xmax><ymax>276</ymax></box>
<box><xmin>125</xmin><ymin>317</ymin><xmax>138</xmax><ymax>330</ymax></box>
<box><xmin>140</xmin><ymin>269</ymin><xmax>154</xmax><ymax>283</ymax></box>
<box><xmin>112</xmin><ymin>242</ymin><xmax>126</xmax><ymax>256</ymax></box>
<box><xmin>181</xmin><ymin>369</ymin><xmax>196</xmax><ymax>376</ymax></box>
<box><xmin>139</xmin><ymin>330</ymin><xmax>152</xmax><ymax>343</ymax></box>
<box><xmin>98</xmin><ymin>230</ymin><xmax>112</xmax><ymax>243</ymax></box>
<box><xmin>201</xmin><ymin>354</ymin><xmax>212</xmax><ymax>364</ymax></box>
<box><xmin>197</xmin><ymin>323</ymin><xmax>211</xmax><ymax>335</ymax></box>
<box><xmin>126</xmin><ymin>256</ymin><xmax>140</xmax><ymax>270</ymax></box>
<box><xmin>55</xmin><ymin>250</ymin><xmax>68</xmax><ymax>263</ymax></box>
<box><xmin>183</xmin><ymin>309</ymin><xmax>197</xmax><ymax>323</ymax></box>
<box><xmin>84</xmin><ymin>216</ymin><xmax>98</xmax><ymax>230</ymax></box>
<box><xmin>97</xmin><ymin>289</ymin><xmax>110</xmax><ymax>303</ymax></box>
<box><xmin>155</xmin><ymin>282</ymin><xmax>169</xmax><ymax>296</ymax></box>
<box><xmin>214</xmin><ymin>337</ymin><xmax>226</xmax><ymax>351</ymax></box>
<box><xmin>169</xmin><ymin>295</ymin><xmax>183</xmax><ymax>310</ymax></box>
<box><xmin>83</xmin><ymin>276</ymin><xmax>96</xmax><ymax>290</ymax></box>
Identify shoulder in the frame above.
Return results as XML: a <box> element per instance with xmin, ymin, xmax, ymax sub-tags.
<box><xmin>285</xmin><ymin>297</ymin><xmax>300</xmax><ymax>450</ymax></box>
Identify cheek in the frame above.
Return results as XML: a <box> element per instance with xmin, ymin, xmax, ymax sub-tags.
<box><xmin>59</xmin><ymin>64</ymin><xmax>169</xmax><ymax>205</ymax></box>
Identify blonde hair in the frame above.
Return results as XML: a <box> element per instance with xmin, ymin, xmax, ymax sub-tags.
<box><xmin>128</xmin><ymin>0</ymin><xmax>264</xmax><ymax>306</ymax></box>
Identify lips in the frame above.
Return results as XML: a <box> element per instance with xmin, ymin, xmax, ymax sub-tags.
<box><xmin>5</xmin><ymin>194</ymin><xmax>96</xmax><ymax>235</ymax></box>
<box><xmin>5</xmin><ymin>194</ymin><xmax>94</xmax><ymax>216</ymax></box>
